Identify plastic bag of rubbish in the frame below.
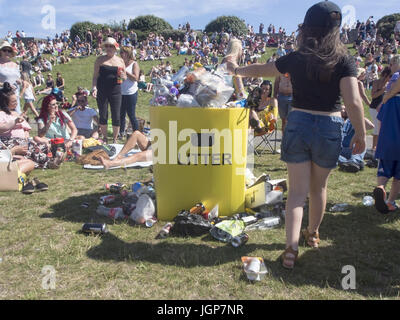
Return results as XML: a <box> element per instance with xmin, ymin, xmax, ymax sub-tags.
<box><xmin>210</xmin><ymin>219</ymin><xmax>245</xmax><ymax>242</ymax></box>
<box><xmin>194</xmin><ymin>83</ymin><xmax>218</xmax><ymax>106</ymax></box>
<box><xmin>177</xmin><ymin>94</ymin><xmax>200</xmax><ymax>107</ymax></box>
<box><xmin>154</xmin><ymin>84</ymin><xmax>169</xmax><ymax>97</ymax></box>
<box><xmin>129</xmin><ymin>194</ymin><xmax>156</xmax><ymax>224</ymax></box>
<box><xmin>214</xmin><ymin>63</ymin><xmax>233</xmax><ymax>87</ymax></box>
<box><xmin>156</xmin><ymin>78</ymin><xmax>174</xmax><ymax>88</ymax></box>
<box><xmin>194</xmin><ymin>72</ymin><xmax>234</xmax><ymax>107</ymax></box>
<box><xmin>171</xmin><ymin>210</ymin><xmax>212</xmax><ymax>237</ymax></box>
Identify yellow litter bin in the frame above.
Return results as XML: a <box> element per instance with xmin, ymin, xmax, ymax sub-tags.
<box><xmin>150</xmin><ymin>106</ymin><xmax>249</xmax><ymax>221</ymax></box>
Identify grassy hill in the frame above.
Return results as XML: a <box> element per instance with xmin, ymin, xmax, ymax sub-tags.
<box><xmin>1</xmin><ymin>47</ymin><xmax>399</xmax><ymax>300</ymax></box>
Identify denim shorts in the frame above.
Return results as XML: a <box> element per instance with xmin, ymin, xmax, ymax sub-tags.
<box><xmin>281</xmin><ymin>111</ymin><xmax>344</xmax><ymax>169</ymax></box>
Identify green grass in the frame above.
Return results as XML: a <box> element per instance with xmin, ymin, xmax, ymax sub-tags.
<box><xmin>1</xmin><ymin>48</ymin><xmax>400</xmax><ymax>300</ymax></box>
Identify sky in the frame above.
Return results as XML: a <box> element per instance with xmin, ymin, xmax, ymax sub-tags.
<box><xmin>0</xmin><ymin>0</ymin><xmax>399</xmax><ymax>39</ymax></box>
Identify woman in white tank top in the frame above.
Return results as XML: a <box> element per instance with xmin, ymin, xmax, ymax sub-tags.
<box><xmin>120</xmin><ymin>46</ymin><xmax>140</xmax><ymax>138</ymax></box>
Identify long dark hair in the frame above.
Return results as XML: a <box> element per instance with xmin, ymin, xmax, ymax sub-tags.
<box><xmin>0</xmin><ymin>82</ymin><xmax>15</xmax><ymax>115</ymax></box>
<box><xmin>297</xmin><ymin>12</ymin><xmax>348</xmax><ymax>82</ymax></box>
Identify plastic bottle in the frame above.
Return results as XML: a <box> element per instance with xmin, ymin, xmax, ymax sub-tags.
<box><xmin>362</xmin><ymin>196</ymin><xmax>374</xmax><ymax>206</ymax></box>
<box><xmin>330</xmin><ymin>203</ymin><xmax>349</xmax><ymax>212</ymax></box>
<box><xmin>96</xmin><ymin>206</ymin><xmax>126</xmax><ymax>219</ymax></box>
<box><xmin>171</xmin><ymin>66</ymin><xmax>189</xmax><ymax>83</ymax></box>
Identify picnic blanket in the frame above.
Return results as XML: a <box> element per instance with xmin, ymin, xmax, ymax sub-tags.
<box><xmin>83</xmin><ymin>144</ymin><xmax>152</xmax><ymax>170</ymax></box>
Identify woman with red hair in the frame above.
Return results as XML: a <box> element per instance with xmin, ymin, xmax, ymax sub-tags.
<box><xmin>35</xmin><ymin>94</ymin><xmax>78</xmax><ymax>151</ymax></box>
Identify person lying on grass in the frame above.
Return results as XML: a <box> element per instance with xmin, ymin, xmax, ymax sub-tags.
<box><xmin>99</xmin><ymin>130</ymin><xmax>152</xmax><ymax>170</ymax></box>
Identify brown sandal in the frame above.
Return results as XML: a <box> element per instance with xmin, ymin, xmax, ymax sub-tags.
<box><xmin>301</xmin><ymin>228</ymin><xmax>320</xmax><ymax>248</ymax></box>
<box><xmin>281</xmin><ymin>246</ymin><xmax>298</xmax><ymax>269</ymax></box>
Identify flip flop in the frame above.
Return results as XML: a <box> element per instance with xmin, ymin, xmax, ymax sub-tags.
<box><xmin>373</xmin><ymin>186</ymin><xmax>389</xmax><ymax>214</ymax></box>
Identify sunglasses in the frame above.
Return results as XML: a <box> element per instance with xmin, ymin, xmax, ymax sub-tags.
<box><xmin>1</xmin><ymin>48</ymin><xmax>13</xmax><ymax>53</ymax></box>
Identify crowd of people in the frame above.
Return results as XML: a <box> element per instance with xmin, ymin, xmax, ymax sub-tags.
<box><xmin>1</xmin><ymin>1</ymin><xmax>400</xmax><ymax>270</ymax></box>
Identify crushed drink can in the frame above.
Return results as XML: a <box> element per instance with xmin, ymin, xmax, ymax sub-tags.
<box><xmin>100</xmin><ymin>195</ymin><xmax>116</xmax><ymax>205</ymax></box>
<box><xmin>157</xmin><ymin>222</ymin><xmax>173</xmax><ymax>238</ymax></box>
<box><xmin>232</xmin><ymin>233</ymin><xmax>249</xmax><ymax>248</ymax></box>
<box><xmin>82</xmin><ymin>223</ymin><xmax>108</xmax><ymax>235</ymax></box>
<box><xmin>201</xmin><ymin>210</ymin><xmax>210</xmax><ymax>220</ymax></box>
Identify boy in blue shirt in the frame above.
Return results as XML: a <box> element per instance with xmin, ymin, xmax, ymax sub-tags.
<box><xmin>373</xmin><ymin>55</ymin><xmax>400</xmax><ymax>213</ymax></box>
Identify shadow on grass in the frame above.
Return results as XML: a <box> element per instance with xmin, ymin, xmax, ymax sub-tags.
<box><xmin>47</xmin><ymin>193</ymin><xmax>400</xmax><ymax>298</ymax></box>
<box><xmin>268</xmin><ymin>201</ymin><xmax>400</xmax><ymax>298</ymax></box>
<box><xmin>86</xmin><ymin>232</ymin><xmax>285</xmax><ymax>268</ymax></box>
<box><xmin>42</xmin><ymin>192</ymin><xmax>137</xmax><ymax>226</ymax></box>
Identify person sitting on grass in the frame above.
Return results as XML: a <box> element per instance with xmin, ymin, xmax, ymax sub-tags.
<box><xmin>37</xmin><ymin>73</ymin><xmax>54</xmax><ymax>95</ymax></box>
<box><xmin>68</xmin><ymin>92</ymin><xmax>99</xmax><ymax>140</ymax></box>
<box><xmin>33</xmin><ymin>70</ymin><xmax>44</xmax><ymax>88</ymax></box>
<box><xmin>71</xmin><ymin>86</ymin><xmax>86</xmax><ymax>107</ymax></box>
<box><xmin>373</xmin><ymin>55</ymin><xmax>400</xmax><ymax>214</ymax></box>
<box><xmin>35</xmin><ymin>95</ymin><xmax>78</xmax><ymax>168</ymax></box>
<box><xmin>99</xmin><ymin>130</ymin><xmax>152</xmax><ymax>170</ymax></box>
<box><xmin>338</xmin><ymin>105</ymin><xmax>374</xmax><ymax>173</ymax></box>
<box><xmin>0</xmin><ymin>82</ymin><xmax>50</xmax><ymax>169</ymax></box>
<box><xmin>137</xmin><ymin>70</ymin><xmax>147</xmax><ymax>91</ymax></box>
<box><xmin>0</xmin><ymin>141</ymin><xmax>35</xmax><ymax>177</ymax></box>
<box><xmin>0</xmin><ymin>140</ymin><xmax>48</xmax><ymax>195</ymax></box>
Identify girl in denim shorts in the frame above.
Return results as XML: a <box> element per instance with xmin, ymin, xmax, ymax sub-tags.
<box><xmin>227</xmin><ymin>1</ymin><xmax>366</xmax><ymax>269</ymax></box>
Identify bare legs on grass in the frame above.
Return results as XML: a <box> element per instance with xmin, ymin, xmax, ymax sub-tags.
<box><xmin>283</xmin><ymin>161</ymin><xmax>332</xmax><ymax>268</ymax></box>
<box><xmin>99</xmin><ymin>131</ymin><xmax>151</xmax><ymax>169</ymax></box>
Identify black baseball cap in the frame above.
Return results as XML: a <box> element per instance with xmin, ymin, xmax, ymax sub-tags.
<box><xmin>303</xmin><ymin>1</ymin><xmax>342</xmax><ymax>29</ymax></box>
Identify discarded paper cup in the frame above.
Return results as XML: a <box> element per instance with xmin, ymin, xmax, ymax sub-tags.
<box><xmin>241</xmin><ymin>256</ymin><xmax>268</xmax><ymax>281</ymax></box>
<box><xmin>247</xmin><ymin>258</ymin><xmax>261</xmax><ymax>273</ymax></box>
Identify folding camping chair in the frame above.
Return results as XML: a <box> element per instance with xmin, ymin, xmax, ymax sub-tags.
<box><xmin>249</xmin><ymin>105</ymin><xmax>279</xmax><ymax>156</ymax></box>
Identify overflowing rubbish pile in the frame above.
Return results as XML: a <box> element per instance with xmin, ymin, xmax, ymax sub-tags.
<box><xmin>81</xmin><ymin>169</ymin><xmax>285</xmax><ymax>281</ymax></box>
<box><xmin>92</xmin><ymin>180</ymin><xmax>157</xmax><ymax>225</ymax></box>
<box><xmin>86</xmin><ymin>169</ymin><xmax>286</xmax><ymax>239</ymax></box>
<box><xmin>150</xmin><ymin>39</ymin><xmax>247</xmax><ymax>109</ymax></box>
<box><xmin>149</xmin><ymin>63</ymin><xmax>248</xmax><ymax>109</ymax></box>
